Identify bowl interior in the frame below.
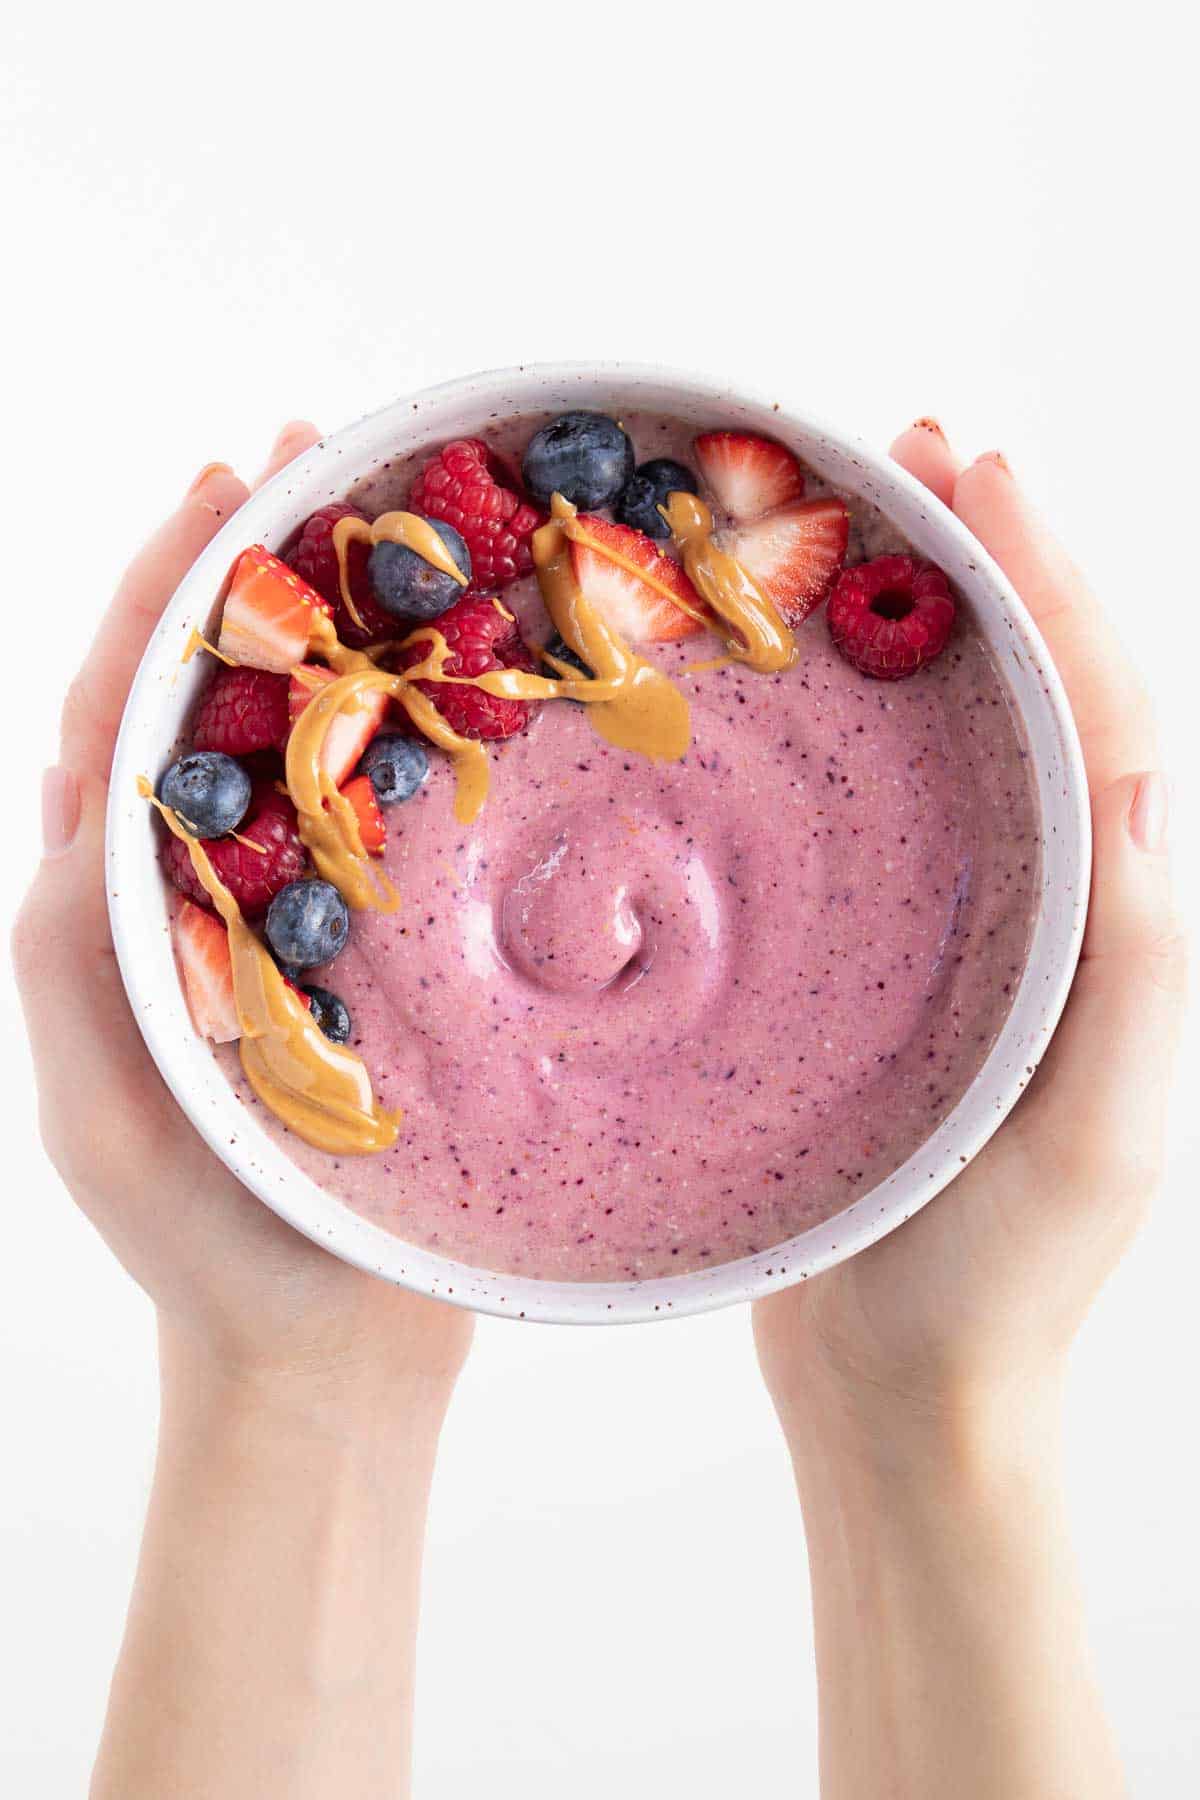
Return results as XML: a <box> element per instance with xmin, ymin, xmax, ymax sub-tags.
<box><xmin>106</xmin><ymin>364</ymin><xmax>1089</xmax><ymax>1324</ymax></box>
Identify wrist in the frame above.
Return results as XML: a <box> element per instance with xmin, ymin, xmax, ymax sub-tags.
<box><xmin>778</xmin><ymin>1363</ymin><xmax>1066</xmax><ymax>1514</ymax></box>
<box><xmin>157</xmin><ymin>1314</ymin><xmax>464</xmax><ymax>1462</ymax></box>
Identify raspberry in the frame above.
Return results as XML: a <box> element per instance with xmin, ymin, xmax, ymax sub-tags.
<box><xmin>192</xmin><ymin>665</ymin><xmax>291</xmax><ymax>756</ymax></box>
<box><xmin>161</xmin><ymin>780</ymin><xmax>308</xmax><ymax>916</ymax></box>
<box><xmin>395</xmin><ymin>594</ymin><xmax>538</xmax><ymax>741</ymax></box>
<box><xmin>408</xmin><ymin>439</ymin><xmax>542</xmax><ymax>591</ymax></box>
<box><xmin>288</xmin><ymin>503</ymin><xmax>394</xmax><ymax>648</ymax></box>
<box><xmin>827</xmin><ymin>554</ymin><xmax>956</xmax><ymax>680</ymax></box>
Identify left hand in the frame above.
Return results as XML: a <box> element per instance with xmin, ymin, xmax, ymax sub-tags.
<box><xmin>14</xmin><ymin>423</ymin><xmax>473</xmax><ymax>1390</ymax></box>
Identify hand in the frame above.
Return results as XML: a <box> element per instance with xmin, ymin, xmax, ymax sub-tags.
<box><xmin>756</xmin><ymin>422</ymin><xmax>1185</xmax><ymax>1441</ymax></box>
<box><xmin>14</xmin><ymin>425</ymin><xmax>472</xmax><ymax>1392</ymax></box>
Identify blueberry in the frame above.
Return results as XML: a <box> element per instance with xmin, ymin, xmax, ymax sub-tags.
<box><xmin>368</xmin><ymin>519</ymin><xmax>472</xmax><ymax>621</ymax></box>
<box><xmin>543</xmin><ymin>633</ymin><xmax>593</xmax><ymax>682</ymax></box>
<box><xmin>616</xmin><ymin>458</ymin><xmax>698</xmax><ymax>539</ymax></box>
<box><xmin>265</xmin><ymin>878</ymin><xmax>351</xmax><ymax>969</ymax></box>
<box><xmin>359</xmin><ymin>733</ymin><xmax>429</xmax><ymax>805</ymax></box>
<box><xmin>301</xmin><ymin>985</ymin><xmax>352</xmax><ymax>1044</ymax></box>
<box><xmin>159</xmin><ymin>751</ymin><xmax>251</xmax><ymax>837</ymax></box>
<box><xmin>522</xmin><ymin>411</ymin><xmax>634</xmax><ymax>510</ymax></box>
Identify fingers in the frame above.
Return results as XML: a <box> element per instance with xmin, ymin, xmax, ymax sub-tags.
<box><xmin>15</xmin><ymin>769</ymin><xmax>182</xmax><ymax>1196</ymax></box>
<box><xmin>61</xmin><ymin>464</ymin><xmax>250</xmax><ymax>776</ymax></box>
<box><xmin>252</xmin><ymin>420</ymin><xmax>321</xmax><ymax>492</ymax></box>
<box><xmin>889</xmin><ymin>418</ymin><xmax>962</xmax><ymax>507</ymax></box>
<box><xmin>1081</xmin><ymin>771</ymin><xmax>1181</xmax><ymax>980</ymax></box>
<box><xmin>951</xmin><ymin>454</ymin><xmax>1155</xmax><ymax>790</ymax></box>
<box><xmin>1017</xmin><ymin>770</ymin><xmax>1185</xmax><ymax>1220</ymax></box>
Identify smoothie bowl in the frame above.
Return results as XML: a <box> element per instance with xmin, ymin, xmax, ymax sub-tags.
<box><xmin>106</xmin><ymin>365</ymin><xmax>1089</xmax><ymax>1324</ymax></box>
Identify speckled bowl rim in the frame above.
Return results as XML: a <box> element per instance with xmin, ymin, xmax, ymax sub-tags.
<box><xmin>106</xmin><ymin>362</ymin><xmax>1090</xmax><ymax>1325</ymax></box>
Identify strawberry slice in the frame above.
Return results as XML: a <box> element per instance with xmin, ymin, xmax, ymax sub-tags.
<box><xmin>568</xmin><ymin>516</ymin><xmax>704</xmax><ymax>644</ymax></box>
<box><xmin>217</xmin><ymin>546</ymin><xmax>331</xmax><ymax>674</ymax></box>
<box><xmin>724</xmin><ymin>497</ymin><xmax>850</xmax><ymax>625</ymax></box>
<box><xmin>339</xmin><ymin>775</ymin><xmax>386</xmax><ymax>855</ymax></box>
<box><xmin>694</xmin><ymin>432</ymin><xmax>806</xmax><ymax>521</ymax></box>
<box><xmin>173</xmin><ymin>901</ymin><xmax>239</xmax><ymax>1042</ymax></box>
<box><xmin>287</xmin><ymin>663</ymin><xmax>389</xmax><ymax>787</ymax></box>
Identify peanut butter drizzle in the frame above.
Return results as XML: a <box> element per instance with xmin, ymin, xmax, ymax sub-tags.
<box><xmin>386</xmin><ymin>505</ymin><xmax>694</xmax><ymax>771</ymax></box>
<box><xmin>181</xmin><ymin>627</ymin><xmax>238</xmax><ymax>666</ymax></box>
<box><xmin>332</xmin><ymin>511</ymin><xmax>469</xmax><ymax>631</ymax></box>
<box><xmin>138</xmin><ymin>778</ymin><xmax>399</xmax><ymax>1155</ymax></box>
<box><xmin>284</xmin><ymin>651</ymin><xmax>402</xmax><ymax>913</ymax></box>
<box><xmin>295</xmin><ymin>495</ymin><xmax>695</xmax><ymax>852</ymax></box>
<box><xmin>660</xmin><ymin>492</ymin><xmax>798</xmax><ymax>674</ymax></box>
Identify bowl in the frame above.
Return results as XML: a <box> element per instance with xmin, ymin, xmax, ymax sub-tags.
<box><xmin>106</xmin><ymin>363</ymin><xmax>1090</xmax><ymax>1324</ymax></box>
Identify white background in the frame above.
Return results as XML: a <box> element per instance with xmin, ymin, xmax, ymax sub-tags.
<box><xmin>2</xmin><ymin>3</ymin><xmax>1198</xmax><ymax>1793</ymax></box>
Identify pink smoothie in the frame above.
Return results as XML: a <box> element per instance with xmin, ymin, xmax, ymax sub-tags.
<box><xmin>221</xmin><ymin>415</ymin><xmax>1039</xmax><ymax>1281</ymax></box>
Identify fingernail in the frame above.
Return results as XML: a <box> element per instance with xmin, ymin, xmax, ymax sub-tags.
<box><xmin>912</xmin><ymin>417</ymin><xmax>947</xmax><ymax>439</ymax></box>
<box><xmin>186</xmin><ymin>461</ymin><xmax>233</xmax><ymax>498</ymax></box>
<box><xmin>974</xmin><ymin>449</ymin><xmax>1012</xmax><ymax>475</ymax></box>
<box><xmin>42</xmin><ymin>766</ymin><xmax>81</xmax><ymax>858</ymax></box>
<box><xmin>1129</xmin><ymin>772</ymin><xmax>1169</xmax><ymax>854</ymax></box>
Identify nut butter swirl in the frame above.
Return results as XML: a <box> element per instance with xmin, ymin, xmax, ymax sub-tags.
<box><xmin>659</xmin><ymin>491</ymin><xmax>798</xmax><ymax>674</ymax></box>
<box><xmin>140</xmin><ymin>779</ymin><xmax>399</xmax><ymax>1155</ymax></box>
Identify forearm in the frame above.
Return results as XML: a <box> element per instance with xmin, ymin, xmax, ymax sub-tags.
<box><xmin>92</xmin><ymin>1326</ymin><xmax>457</xmax><ymax>1800</ymax></box>
<box><xmin>784</xmin><ymin>1383</ymin><xmax>1126</xmax><ymax>1800</ymax></box>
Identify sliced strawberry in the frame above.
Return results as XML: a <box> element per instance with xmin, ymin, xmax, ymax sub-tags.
<box><xmin>568</xmin><ymin>516</ymin><xmax>704</xmax><ymax>644</ymax></box>
<box><xmin>723</xmin><ymin>497</ymin><xmax>850</xmax><ymax>625</ymax></box>
<box><xmin>173</xmin><ymin>901</ymin><xmax>239</xmax><ymax>1043</ymax></box>
<box><xmin>217</xmin><ymin>546</ymin><xmax>331</xmax><ymax>674</ymax></box>
<box><xmin>694</xmin><ymin>432</ymin><xmax>806</xmax><ymax>521</ymax></box>
<box><xmin>339</xmin><ymin>775</ymin><xmax>386</xmax><ymax>855</ymax></box>
<box><xmin>288</xmin><ymin>662</ymin><xmax>336</xmax><ymax>725</ymax></box>
<box><xmin>287</xmin><ymin>663</ymin><xmax>389</xmax><ymax>787</ymax></box>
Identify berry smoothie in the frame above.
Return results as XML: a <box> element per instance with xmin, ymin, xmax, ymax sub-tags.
<box><xmin>180</xmin><ymin>413</ymin><xmax>1039</xmax><ymax>1282</ymax></box>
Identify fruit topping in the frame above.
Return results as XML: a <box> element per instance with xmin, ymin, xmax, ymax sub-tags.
<box><xmin>159</xmin><ymin>751</ymin><xmax>252</xmax><ymax>838</ymax></box>
<box><xmin>694</xmin><ymin>432</ymin><xmax>806</xmax><ymax>521</ymax></box>
<box><xmin>408</xmin><ymin>439</ymin><xmax>541</xmax><ymax>591</ymax></box>
<box><xmin>192</xmin><ymin>665</ymin><xmax>291</xmax><ymax>757</ymax></box>
<box><xmin>395</xmin><ymin>594</ymin><xmax>539</xmax><ymax>741</ymax></box>
<box><xmin>522</xmin><ymin>411</ymin><xmax>635</xmax><ymax>510</ymax></box>
<box><xmin>287</xmin><ymin>664</ymin><xmax>390</xmax><ymax>788</ymax></box>
<box><xmin>827</xmin><ymin>554</ymin><xmax>956</xmax><ymax>680</ymax></box>
<box><xmin>568</xmin><ymin>516</ymin><xmax>704</xmax><ymax>644</ymax></box>
<box><xmin>359</xmin><ymin>733</ymin><xmax>429</xmax><ymax>804</ymax></box>
<box><xmin>616</xmin><ymin>458</ymin><xmax>698</xmax><ymax>539</ymax></box>
<box><xmin>542</xmin><ymin>633</ymin><xmax>593</xmax><ymax>681</ymax></box>
<box><xmin>265</xmin><ymin>877</ymin><xmax>351</xmax><ymax>969</ymax></box>
<box><xmin>161</xmin><ymin>781</ymin><xmax>308</xmax><ymax>916</ymax></box>
<box><xmin>368</xmin><ymin>519</ymin><xmax>471</xmax><ymax>621</ymax></box>
<box><xmin>217</xmin><ymin>546</ymin><xmax>331</xmax><ymax>673</ymax></box>
<box><xmin>173</xmin><ymin>901</ymin><xmax>239</xmax><ymax>1043</ymax></box>
<box><xmin>301</xmin><ymin>985</ymin><xmax>352</xmax><ymax>1044</ymax></box>
<box><xmin>289</xmin><ymin>502</ymin><xmax>394</xmax><ymax>648</ymax></box>
<box><xmin>723</xmin><ymin>497</ymin><xmax>849</xmax><ymax>625</ymax></box>
<box><xmin>339</xmin><ymin>775</ymin><xmax>386</xmax><ymax>855</ymax></box>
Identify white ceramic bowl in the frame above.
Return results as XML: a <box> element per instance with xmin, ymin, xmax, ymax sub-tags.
<box><xmin>106</xmin><ymin>363</ymin><xmax>1090</xmax><ymax>1325</ymax></box>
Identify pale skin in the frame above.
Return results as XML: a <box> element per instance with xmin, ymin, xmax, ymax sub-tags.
<box><xmin>14</xmin><ymin>418</ymin><xmax>1183</xmax><ymax>1799</ymax></box>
